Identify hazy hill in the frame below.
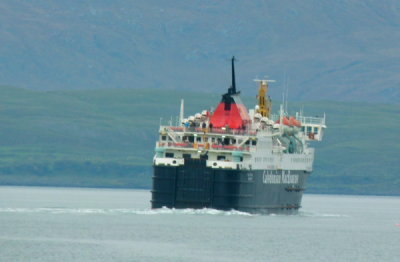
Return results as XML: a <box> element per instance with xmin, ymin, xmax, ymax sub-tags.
<box><xmin>0</xmin><ymin>86</ymin><xmax>399</xmax><ymax>195</ymax></box>
<box><xmin>0</xmin><ymin>0</ymin><xmax>399</xmax><ymax>103</ymax></box>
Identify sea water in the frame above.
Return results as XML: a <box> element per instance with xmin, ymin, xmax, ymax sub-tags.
<box><xmin>0</xmin><ymin>186</ymin><xmax>398</xmax><ymax>262</ymax></box>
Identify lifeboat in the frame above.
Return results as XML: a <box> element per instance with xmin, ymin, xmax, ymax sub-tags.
<box><xmin>289</xmin><ymin>116</ymin><xmax>302</xmax><ymax>127</ymax></box>
<box><xmin>276</xmin><ymin>117</ymin><xmax>290</xmax><ymax>126</ymax></box>
<box><xmin>276</xmin><ymin>116</ymin><xmax>301</xmax><ymax>127</ymax></box>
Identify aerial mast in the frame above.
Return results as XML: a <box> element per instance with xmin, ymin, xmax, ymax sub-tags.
<box><xmin>179</xmin><ymin>99</ymin><xmax>184</xmax><ymax>126</ymax></box>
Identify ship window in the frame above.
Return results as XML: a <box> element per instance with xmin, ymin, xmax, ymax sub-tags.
<box><xmin>240</xmin><ymin>157</ymin><xmax>243</xmax><ymax>162</ymax></box>
<box><xmin>231</xmin><ymin>138</ymin><xmax>236</xmax><ymax>144</ymax></box>
<box><xmin>188</xmin><ymin>136</ymin><xmax>194</xmax><ymax>143</ymax></box>
<box><xmin>211</xmin><ymin>138</ymin><xmax>215</xmax><ymax>143</ymax></box>
<box><xmin>161</xmin><ymin>136</ymin><xmax>167</xmax><ymax>141</ymax></box>
<box><xmin>314</xmin><ymin>127</ymin><xmax>319</xmax><ymax>134</ymax></box>
<box><xmin>196</xmin><ymin>137</ymin><xmax>201</xmax><ymax>142</ymax></box>
<box><xmin>223</xmin><ymin>137</ymin><xmax>230</xmax><ymax>145</ymax></box>
<box><xmin>252</xmin><ymin>140</ymin><xmax>257</xmax><ymax>146</ymax></box>
<box><xmin>245</xmin><ymin>140</ymin><xmax>250</xmax><ymax>145</ymax></box>
<box><xmin>307</xmin><ymin>126</ymin><xmax>312</xmax><ymax>133</ymax></box>
<box><xmin>183</xmin><ymin>154</ymin><xmax>191</xmax><ymax>159</ymax></box>
<box><xmin>217</xmin><ymin>155</ymin><xmax>226</xmax><ymax>161</ymax></box>
<box><xmin>165</xmin><ymin>153</ymin><xmax>174</xmax><ymax>158</ymax></box>
<box><xmin>301</xmin><ymin>126</ymin><xmax>305</xmax><ymax>132</ymax></box>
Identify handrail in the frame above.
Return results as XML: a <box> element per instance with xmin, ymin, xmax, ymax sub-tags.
<box><xmin>162</xmin><ymin>126</ymin><xmax>257</xmax><ymax>136</ymax></box>
<box><xmin>158</xmin><ymin>142</ymin><xmax>251</xmax><ymax>152</ymax></box>
<box><xmin>270</xmin><ymin>114</ymin><xmax>325</xmax><ymax>125</ymax></box>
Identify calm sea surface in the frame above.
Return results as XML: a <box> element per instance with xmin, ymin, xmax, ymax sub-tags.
<box><xmin>0</xmin><ymin>186</ymin><xmax>398</xmax><ymax>262</ymax></box>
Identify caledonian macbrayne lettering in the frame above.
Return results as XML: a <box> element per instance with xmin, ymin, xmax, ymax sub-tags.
<box><xmin>262</xmin><ymin>170</ymin><xmax>299</xmax><ymax>184</ymax></box>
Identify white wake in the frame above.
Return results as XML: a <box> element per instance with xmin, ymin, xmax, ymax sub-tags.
<box><xmin>0</xmin><ymin>207</ymin><xmax>253</xmax><ymax>216</ymax></box>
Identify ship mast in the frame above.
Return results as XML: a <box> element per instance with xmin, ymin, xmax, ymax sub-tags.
<box><xmin>179</xmin><ymin>99</ymin><xmax>184</xmax><ymax>126</ymax></box>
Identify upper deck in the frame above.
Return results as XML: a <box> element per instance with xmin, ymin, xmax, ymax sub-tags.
<box><xmin>164</xmin><ymin>126</ymin><xmax>258</xmax><ymax>137</ymax></box>
<box><xmin>158</xmin><ymin>125</ymin><xmax>261</xmax><ymax>153</ymax></box>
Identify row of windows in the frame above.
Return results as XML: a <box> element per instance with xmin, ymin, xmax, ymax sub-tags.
<box><xmin>301</xmin><ymin>126</ymin><xmax>319</xmax><ymax>134</ymax></box>
<box><xmin>291</xmin><ymin>158</ymin><xmax>312</xmax><ymax>163</ymax></box>
<box><xmin>161</xmin><ymin>135</ymin><xmax>257</xmax><ymax>146</ymax></box>
<box><xmin>254</xmin><ymin>157</ymin><xmax>274</xmax><ymax>163</ymax></box>
<box><xmin>165</xmin><ymin>152</ymin><xmax>230</xmax><ymax>161</ymax></box>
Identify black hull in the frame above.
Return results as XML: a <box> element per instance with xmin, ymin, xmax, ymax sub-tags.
<box><xmin>151</xmin><ymin>159</ymin><xmax>310</xmax><ymax>214</ymax></box>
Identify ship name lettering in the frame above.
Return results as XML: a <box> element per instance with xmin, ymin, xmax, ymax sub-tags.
<box><xmin>262</xmin><ymin>170</ymin><xmax>281</xmax><ymax>184</ymax></box>
<box><xmin>263</xmin><ymin>170</ymin><xmax>299</xmax><ymax>184</ymax></box>
<box><xmin>282</xmin><ymin>173</ymin><xmax>299</xmax><ymax>184</ymax></box>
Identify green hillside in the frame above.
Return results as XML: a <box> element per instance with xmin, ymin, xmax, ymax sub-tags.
<box><xmin>0</xmin><ymin>86</ymin><xmax>399</xmax><ymax>195</ymax></box>
<box><xmin>1</xmin><ymin>1</ymin><xmax>400</xmax><ymax>103</ymax></box>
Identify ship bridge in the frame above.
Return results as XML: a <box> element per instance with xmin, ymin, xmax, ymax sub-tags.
<box><xmin>270</xmin><ymin>113</ymin><xmax>326</xmax><ymax>141</ymax></box>
<box><xmin>295</xmin><ymin>114</ymin><xmax>326</xmax><ymax>141</ymax></box>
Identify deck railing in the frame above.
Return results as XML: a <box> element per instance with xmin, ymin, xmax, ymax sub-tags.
<box><xmin>161</xmin><ymin>126</ymin><xmax>257</xmax><ymax>136</ymax></box>
<box><xmin>270</xmin><ymin>114</ymin><xmax>325</xmax><ymax>125</ymax></box>
<box><xmin>157</xmin><ymin>141</ymin><xmax>251</xmax><ymax>152</ymax></box>
<box><xmin>296</xmin><ymin>116</ymin><xmax>325</xmax><ymax>125</ymax></box>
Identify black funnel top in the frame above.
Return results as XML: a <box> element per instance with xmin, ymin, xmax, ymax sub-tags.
<box><xmin>225</xmin><ymin>56</ymin><xmax>239</xmax><ymax>96</ymax></box>
<box><xmin>221</xmin><ymin>56</ymin><xmax>240</xmax><ymax>109</ymax></box>
<box><xmin>230</xmin><ymin>56</ymin><xmax>236</xmax><ymax>95</ymax></box>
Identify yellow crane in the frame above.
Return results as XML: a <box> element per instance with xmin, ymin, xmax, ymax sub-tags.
<box><xmin>255</xmin><ymin>79</ymin><xmax>272</xmax><ymax>118</ymax></box>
